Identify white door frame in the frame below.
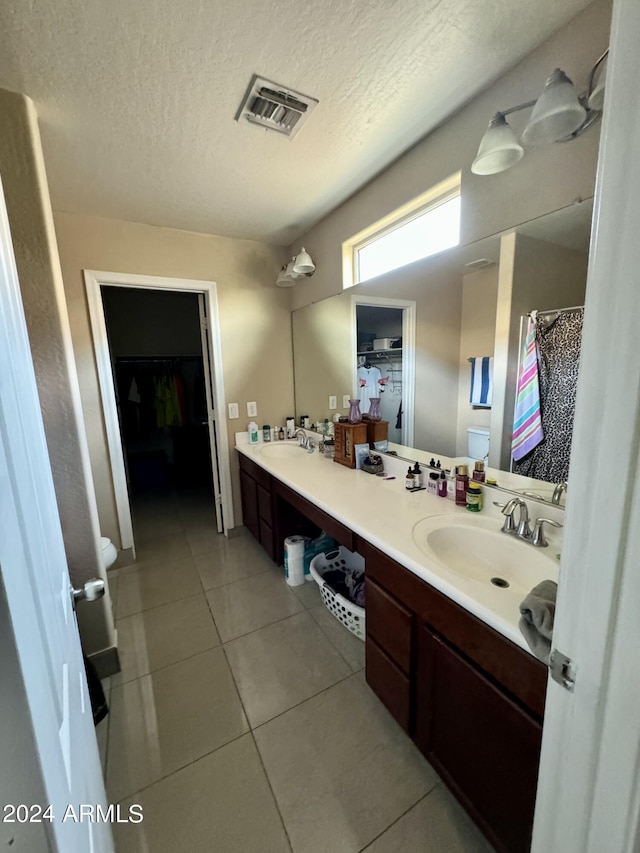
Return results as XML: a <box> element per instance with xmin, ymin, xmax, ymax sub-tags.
<box><xmin>84</xmin><ymin>270</ymin><xmax>234</xmax><ymax>548</ymax></box>
<box><xmin>532</xmin><ymin>0</ymin><xmax>640</xmax><ymax>848</ymax></box>
<box><xmin>350</xmin><ymin>295</ymin><xmax>416</xmax><ymax>448</ymax></box>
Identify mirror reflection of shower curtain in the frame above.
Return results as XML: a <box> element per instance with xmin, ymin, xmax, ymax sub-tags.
<box><xmin>513</xmin><ymin>308</ymin><xmax>584</xmax><ymax>483</ymax></box>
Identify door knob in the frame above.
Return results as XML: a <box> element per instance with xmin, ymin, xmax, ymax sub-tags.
<box><xmin>72</xmin><ymin>578</ymin><xmax>105</xmax><ymax>603</ymax></box>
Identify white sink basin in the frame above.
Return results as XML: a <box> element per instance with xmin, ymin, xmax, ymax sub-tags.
<box><xmin>258</xmin><ymin>442</ymin><xmax>306</xmax><ymax>458</ymax></box>
<box><xmin>412</xmin><ymin>513</ymin><xmax>558</xmax><ymax>595</ymax></box>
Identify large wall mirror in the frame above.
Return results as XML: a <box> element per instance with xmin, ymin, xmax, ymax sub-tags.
<box><xmin>292</xmin><ymin>198</ymin><xmax>593</xmax><ymax>507</ymax></box>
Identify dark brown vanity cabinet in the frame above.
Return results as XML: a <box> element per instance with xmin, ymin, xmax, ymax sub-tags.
<box><xmin>238</xmin><ymin>453</ymin><xmax>276</xmax><ymax>560</ymax></box>
<box><xmin>358</xmin><ymin>537</ymin><xmax>547</xmax><ymax>853</ymax></box>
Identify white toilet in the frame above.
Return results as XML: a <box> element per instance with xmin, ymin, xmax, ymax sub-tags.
<box><xmin>100</xmin><ymin>537</ymin><xmax>118</xmax><ymax>570</ymax></box>
<box><xmin>467</xmin><ymin>426</ymin><xmax>490</xmax><ymax>461</ymax></box>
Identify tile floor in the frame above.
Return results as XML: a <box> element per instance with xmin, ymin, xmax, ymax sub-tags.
<box><xmin>97</xmin><ymin>487</ymin><xmax>493</xmax><ymax>852</ymax></box>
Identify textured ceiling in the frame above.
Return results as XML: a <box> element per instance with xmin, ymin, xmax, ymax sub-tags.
<box><xmin>0</xmin><ymin>0</ymin><xmax>593</xmax><ymax>245</ymax></box>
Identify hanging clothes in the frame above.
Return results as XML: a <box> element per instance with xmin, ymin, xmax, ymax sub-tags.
<box><xmin>357</xmin><ymin>364</ymin><xmax>384</xmax><ymax>414</ymax></box>
<box><xmin>512</xmin><ymin>308</ymin><xmax>583</xmax><ymax>483</ymax></box>
<box><xmin>154</xmin><ymin>373</ymin><xmax>183</xmax><ymax>428</ymax></box>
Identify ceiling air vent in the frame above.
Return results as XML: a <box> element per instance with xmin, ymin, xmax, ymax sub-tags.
<box><xmin>235</xmin><ymin>75</ymin><xmax>319</xmax><ymax>140</ymax></box>
<box><xmin>465</xmin><ymin>258</ymin><xmax>496</xmax><ymax>271</ymax></box>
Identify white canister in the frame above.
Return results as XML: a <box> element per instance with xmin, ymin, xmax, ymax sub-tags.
<box><xmin>248</xmin><ymin>421</ymin><xmax>259</xmax><ymax>444</ymax></box>
<box><xmin>284</xmin><ymin>535</ymin><xmax>308</xmax><ymax>586</ymax></box>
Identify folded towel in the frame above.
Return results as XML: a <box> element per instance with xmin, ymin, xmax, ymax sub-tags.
<box><xmin>512</xmin><ymin>317</ymin><xmax>544</xmax><ymax>461</ymax></box>
<box><xmin>469</xmin><ymin>356</ymin><xmax>493</xmax><ymax>407</ymax></box>
<box><xmin>519</xmin><ymin>579</ymin><xmax>557</xmax><ymax>663</ymax></box>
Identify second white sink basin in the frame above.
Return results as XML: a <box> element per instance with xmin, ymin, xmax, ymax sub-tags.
<box><xmin>412</xmin><ymin>513</ymin><xmax>557</xmax><ymax>594</ymax></box>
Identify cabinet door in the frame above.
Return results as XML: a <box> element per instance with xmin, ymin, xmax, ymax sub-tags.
<box><xmin>239</xmin><ymin>469</ymin><xmax>259</xmax><ymax>540</ymax></box>
<box><xmin>415</xmin><ymin>627</ymin><xmax>542</xmax><ymax>853</ymax></box>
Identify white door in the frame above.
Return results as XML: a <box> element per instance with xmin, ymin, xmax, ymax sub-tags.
<box><xmin>0</xmin><ymin>178</ymin><xmax>113</xmax><ymax>852</ymax></box>
<box><xmin>198</xmin><ymin>293</ymin><xmax>224</xmax><ymax>533</ymax></box>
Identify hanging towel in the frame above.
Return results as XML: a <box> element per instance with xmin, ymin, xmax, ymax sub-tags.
<box><xmin>469</xmin><ymin>357</ymin><xmax>493</xmax><ymax>407</ymax></box>
<box><xmin>512</xmin><ymin>317</ymin><xmax>544</xmax><ymax>461</ymax></box>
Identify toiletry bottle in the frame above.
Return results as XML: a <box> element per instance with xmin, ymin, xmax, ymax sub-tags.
<box><xmin>446</xmin><ymin>468</ymin><xmax>456</xmax><ymax>501</ymax></box>
<box><xmin>248</xmin><ymin>421</ymin><xmax>259</xmax><ymax>445</ymax></box>
<box><xmin>428</xmin><ymin>472</ymin><xmax>439</xmax><ymax>495</ymax></box>
<box><xmin>286</xmin><ymin>417</ymin><xmax>295</xmax><ymax>439</ymax></box>
<box><xmin>466</xmin><ymin>481</ymin><xmax>483</xmax><ymax>512</ymax></box>
<box><xmin>473</xmin><ymin>461</ymin><xmax>486</xmax><ymax>482</ymax></box>
<box><xmin>278</xmin><ymin>426</ymin><xmax>284</xmax><ymax>440</ymax></box>
<box><xmin>455</xmin><ymin>464</ymin><xmax>469</xmax><ymax>506</ymax></box>
<box><xmin>405</xmin><ymin>467</ymin><xmax>415</xmax><ymax>490</ymax></box>
<box><xmin>412</xmin><ymin>461</ymin><xmax>422</xmax><ymax>487</ymax></box>
<box><xmin>262</xmin><ymin>424</ymin><xmax>271</xmax><ymax>442</ymax></box>
<box><xmin>438</xmin><ymin>470</ymin><xmax>447</xmax><ymax>497</ymax></box>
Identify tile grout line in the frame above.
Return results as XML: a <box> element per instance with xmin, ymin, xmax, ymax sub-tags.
<box><xmin>218</xmin><ymin>640</ymin><xmax>295</xmax><ymax>852</ymax></box>
<box><xmin>356</xmin><ymin>782</ymin><xmax>442</xmax><ymax>852</ymax></box>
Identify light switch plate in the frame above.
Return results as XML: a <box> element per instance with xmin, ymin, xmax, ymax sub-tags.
<box><xmin>247</xmin><ymin>401</ymin><xmax>257</xmax><ymax>417</ymax></box>
<box><xmin>342</xmin><ymin>395</ymin><xmax>351</xmax><ymax>409</ymax></box>
<box><xmin>329</xmin><ymin>395</ymin><xmax>337</xmax><ymax>410</ymax></box>
<box><xmin>228</xmin><ymin>403</ymin><xmax>239</xmax><ymax>419</ymax></box>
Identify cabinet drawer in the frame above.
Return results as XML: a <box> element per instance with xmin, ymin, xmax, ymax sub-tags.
<box><xmin>238</xmin><ymin>451</ymin><xmax>271</xmax><ymax>490</ymax></box>
<box><xmin>366</xmin><ymin>578</ymin><xmax>412</xmax><ymax>674</ymax></box>
<box><xmin>366</xmin><ymin>637</ymin><xmax>411</xmax><ymax>733</ymax></box>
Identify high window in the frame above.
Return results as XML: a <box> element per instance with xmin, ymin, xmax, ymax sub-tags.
<box><xmin>343</xmin><ymin>173</ymin><xmax>461</xmax><ymax>288</ymax></box>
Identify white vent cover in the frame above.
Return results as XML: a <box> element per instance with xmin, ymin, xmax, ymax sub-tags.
<box><xmin>235</xmin><ymin>75</ymin><xmax>319</xmax><ymax>140</ymax></box>
<box><xmin>465</xmin><ymin>258</ymin><xmax>496</xmax><ymax>270</ymax></box>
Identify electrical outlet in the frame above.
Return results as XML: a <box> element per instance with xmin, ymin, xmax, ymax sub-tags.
<box><xmin>329</xmin><ymin>395</ymin><xmax>337</xmax><ymax>410</ymax></box>
<box><xmin>247</xmin><ymin>401</ymin><xmax>257</xmax><ymax>417</ymax></box>
<box><xmin>342</xmin><ymin>395</ymin><xmax>351</xmax><ymax>409</ymax></box>
<box><xmin>228</xmin><ymin>403</ymin><xmax>239</xmax><ymax>419</ymax></box>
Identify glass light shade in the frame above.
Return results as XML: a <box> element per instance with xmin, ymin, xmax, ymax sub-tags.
<box><xmin>471</xmin><ymin>114</ymin><xmax>524</xmax><ymax>176</ymax></box>
<box><xmin>588</xmin><ymin>64</ymin><xmax>606</xmax><ymax>111</ymax></box>
<box><xmin>522</xmin><ymin>69</ymin><xmax>587</xmax><ymax>146</ymax></box>
<box><xmin>292</xmin><ymin>247</ymin><xmax>315</xmax><ymax>275</ymax></box>
<box><xmin>285</xmin><ymin>257</ymin><xmax>299</xmax><ymax>279</ymax></box>
<box><xmin>276</xmin><ymin>266</ymin><xmax>295</xmax><ymax>287</ymax></box>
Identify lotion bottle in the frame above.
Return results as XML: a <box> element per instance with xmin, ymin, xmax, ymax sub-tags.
<box><xmin>248</xmin><ymin>421</ymin><xmax>259</xmax><ymax>445</ymax></box>
<box><xmin>455</xmin><ymin>464</ymin><xmax>469</xmax><ymax>506</ymax></box>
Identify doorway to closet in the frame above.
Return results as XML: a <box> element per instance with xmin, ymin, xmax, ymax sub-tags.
<box><xmin>352</xmin><ymin>296</ymin><xmax>416</xmax><ymax>448</ymax></box>
<box><xmin>85</xmin><ymin>270</ymin><xmax>233</xmax><ymax>559</ymax></box>
<box><xmin>102</xmin><ymin>286</ymin><xmax>219</xmax><ymax>537</ymax></box>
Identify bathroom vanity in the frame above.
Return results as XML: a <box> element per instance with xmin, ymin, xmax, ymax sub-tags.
<box><xmin>237</xmin><ymin>440</ymin><xmax>558</xmax><ymax>853</ymax></box>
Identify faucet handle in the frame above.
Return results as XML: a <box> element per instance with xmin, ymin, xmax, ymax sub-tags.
<box><xmin>531</xmin><ymin>517</ymin><xmax>563</xmax><ymax>547</ymax></box>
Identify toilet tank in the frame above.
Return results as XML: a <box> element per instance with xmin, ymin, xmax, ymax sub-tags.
<box><xmin>467</xmin><ymin>426</ymin><xmax>490</xmax><ymax>460</ymax></box>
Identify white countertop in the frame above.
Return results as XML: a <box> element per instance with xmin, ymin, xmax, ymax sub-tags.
<box><xmin>236</xmin><ymin>437</ymin><xmax>563</xmax><ymax>657</ymax></box>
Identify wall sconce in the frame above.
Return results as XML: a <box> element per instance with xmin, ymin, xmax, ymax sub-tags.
<box><xmin>275</xmin><ymin>247</ymin><xmax>316</xmax><ymax>287</ymax></box>
<box><xmin>471</xmin><ymin>49</ymin><xmax>608</xmax><ymax>176</ymax></box>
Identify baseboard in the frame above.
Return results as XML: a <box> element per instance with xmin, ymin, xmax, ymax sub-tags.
<box><xmin>111</xmin><ymin>546</ymin><xmax>135</xmax><ymax>570</ymax></box>
<box><xmin>88</xmin><ymin>643</ymin><xmax>120</xmax><ymax>679</ymax></box>
<box><xmin>226</xmin><ymin>525</ymin><xmax>243</xmax><ymax>540</ymax></box>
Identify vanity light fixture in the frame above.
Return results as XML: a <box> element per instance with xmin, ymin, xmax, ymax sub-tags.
<box><xmin>275</xmin><ymin>247</ymin><xmax>316</xmax><ymax>287</ymax></box>
<box><xmin>471</xmin><ymin>48</ymin><xmax>609</xmax><ymax>176</ymax></box>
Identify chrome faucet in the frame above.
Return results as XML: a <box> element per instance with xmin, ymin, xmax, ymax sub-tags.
<box><xmin>496</xmin><ymin>498</ymin><xmax>563</xmax><ymax>546</ymax></box>
<box><xmin>552</xmin><ymin>482</ymin><xmax>568</xmax><ymax>505</ymax></box>
<box><xmin>500</xmin><ymin>498</ymin><xmax>531</xmax><ymax>540</ymax></box>
<box><xmin>294</xmin><ymin>428</ymin><xmax>315</xmax><ymax>450</ymax></box>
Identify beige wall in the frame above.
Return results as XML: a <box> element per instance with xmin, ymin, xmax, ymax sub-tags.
<box><xmin>490</xmin><ymin>234</ymin><xmax>589</xmax><ymax>468</ymax></box>
<box><xmin>289</xmin><ymin>0</ymin><xmax>609</xmax><ymax>312</ymax></box>
<box><xmin>455</xmin><ymin>266</ymin><xmax>500</xmax><ymax>455</ymax></box>
<box><xmin>54</xmin><ymin>212</ymin><xmax>292</xmax><ymax>539</ymax></box>
<box><xmin>0</xmin><ymin>89</ymin><xmax>115</xmax><ymax>657</ymax></box>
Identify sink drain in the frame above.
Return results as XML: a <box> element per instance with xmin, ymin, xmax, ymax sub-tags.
<box><xmin>491</xmin><ymin>577</ymin><xmax>510</xmax><ymax>588</ymax></box>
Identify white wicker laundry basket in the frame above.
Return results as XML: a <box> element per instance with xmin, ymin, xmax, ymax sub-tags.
<box><xmin>309</xmin><ymin>547</ymin><xmax>365</xmax><ymax>641</ymax></box>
